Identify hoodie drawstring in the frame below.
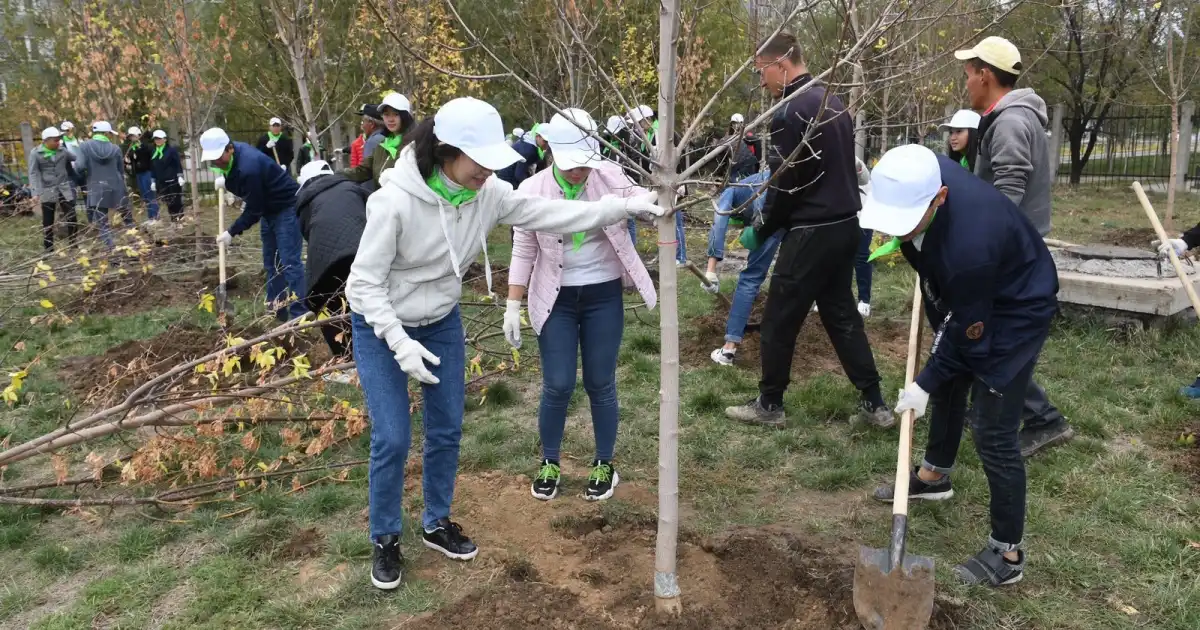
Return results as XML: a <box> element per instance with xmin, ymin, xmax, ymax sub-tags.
<box><xmin>434</xmin><ymin>197</ymin><xmax>494</xmax><ymax>299</ymax></box>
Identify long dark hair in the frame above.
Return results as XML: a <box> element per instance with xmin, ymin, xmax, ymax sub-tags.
<box><xmin>947</xmin><ymin>127</ymin><xmax>979</xmax><ymax>172</ymax></box>
<box><xmin>384</xmin><ymin>111</ymin><xmax>415</xmax><ymax>138</ymax></box>
<box><xmin>400</xmin><ymin>118</ymin><xmax>464</xmax><ymax>179</ymax></box>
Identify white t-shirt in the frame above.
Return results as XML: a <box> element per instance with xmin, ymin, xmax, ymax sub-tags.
<box><xmin>561</xmin><ymin>229</ymin><xmax>623</xmax><ymax>287</ymax></box>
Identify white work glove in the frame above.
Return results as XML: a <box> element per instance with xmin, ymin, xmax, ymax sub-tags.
<box><xmin>702</xmin><ymin>271</ymin><xmax>719</xmax><ymax>294</ymax></box>
<box><xmin>1153</xmin><ymin>237</ymin><xmax>1188</xmax><ymax>257</ymax></box>
<box><xmin>392</xmin><ymin>337</ymin><xmax>441</xmax><ymax>384</ymax></box>
<box><xmin>215</xmin><ymin>231</ymin><xmax>232</xmax><ymax>246</ymax></box>
<box><xmin>279</xmin><ymin>163</ymin><xmax>287</xmax><ymax>172</ymax></box>
<box><xmin>178</xmin><ymin>175</ymin><xmax>185</xmax><ymax>186</ymax></box>
<box><xmin>503</xmin><ymin>299</ymin><xmax>522</xmax><ymax>349</ymax></box>
<box><xmin>894</xmin><ymin>382</ymin><xmax>930</xmax><ymax>419</ymax></box>
<box><xmin>266</xmin><ymin>139</ymin><xmax>277</xmax><ymax>149</ymax></box>
<box><xmin>213</xmin><ymin>176</ymin><xmax>225</xmax><ymax>191</ymax></box>
<box><xmin>625</xmin><ymin>191</ymin><xmax>668</xmax><ymax>221</ymax></box>
<box><xmin>150</xmin><ymin>181</ymin><xmax>156</xmax><ymax>192</ymax></box>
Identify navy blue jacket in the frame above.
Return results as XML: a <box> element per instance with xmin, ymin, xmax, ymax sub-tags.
<box><xmin>495</xmin><ymin>140</ymin><xmax>540</xmax><ymax>188</ymax></box>
<box><xmin>902</xmin><ymin>155</ymin><xmax>1058</xmax><ymax>394</ymax></box>
<box><xmin>225</xmin><ymin>142</ymin><xmax>300</xmax><ymax>237</ymax></box>
<box><xmin>149</xmin><ymin>144</ymin><xmax>183</xmax><ymax>187</ymax></box>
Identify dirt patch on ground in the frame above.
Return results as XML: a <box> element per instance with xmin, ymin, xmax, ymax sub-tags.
<box><xmin>1102</xmin><ymin>227</ymin><xmax>1157</xmax><ymax>248</ymax></box>
<box><xmin>64</xmin><ymin>274</ymin><xmax>203</xmax><ymax>316</ymax></box>
<box><xmin>410</xmin><ymin>473</ymin><xmax>962</xmax><ymax>629</ymax></box>
<box><xmin>465</xmin><ymin>262</ymin><xmax>509</xmax><ymax>297</ymax></box>
<box><xmin>679</xmin><ymin>297</ymin><xmax>910</xmax><ymax>377</ymax></box>
<box><xmin>1171</xmin><ymin>423</ymin><xmax>1200</xmax><ymax>486</ymax></box>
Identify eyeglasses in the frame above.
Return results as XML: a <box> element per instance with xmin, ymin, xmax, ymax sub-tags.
<box><xmin>752</xmin><ymin>53</ymin><xmax>788</xmax><ymax>76</ymax></box>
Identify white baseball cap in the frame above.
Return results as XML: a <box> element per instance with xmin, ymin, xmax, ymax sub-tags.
<box><xmin>297</xmin><ymin>160</ymin><xmax>334</xmax><ymax>188</ymax></box>
<box><xmin>269</xmin><ymin>117</ymin><xmax>282</xmax><ymax>126</ymax></box>
<box><xmin>731</xmin><ymin>113</ymin><xmax>745</xmax><ymax>123</ymax></box>
<box><xmin>858</xmin><ymin>144</ymin><xmax>944</xmax><ymax>237</ymax></box>
<box><xmin>939</xmin><ymin>109</ymin><xmax>981</xmax><ymax>131</ymax></box>
<box><xmin>60</xmin><ymin>121</ymin><xmax>75</xmax><ymax>131</ymax></box>
<box><xmin>380</xmin><ymin>92</ymin><xmax>411</xmax><ymax>114</ymax></box>
<box><xmin>954</xmin><ymin>36</ymin><xmax>1022</xmax><ymax>75</ymax></box>
<box><xmin>199</xmin><ymin>127</ymin><xmax>232</xmax><ymax>161</ymax></box>
<box><xmin>544</xmin><ymin>109</ymin><xmax>602</xmax><ymax>171</ymax></box>
<box><xmin>127</xmin><ymin>126</ymin><xmax>142</xmax><ymax>136</ymax></box>
<box><xmin>605</xmin><ymin>115</ymin><xmax>626</xmax><ymax>135</ymax></box>
<box><xmin>626</xmin><ymin>105</ymin><xmax>654</xmax><ymax>123</ymax></box>
<box><xmin>91</xmin><ymin>121</ymin><xmax>113</xmax><ymax>134</ymax></box>
<box><xmin>434</xmin><ymin>97</ymin><xmax>522</xmax><ymax>171</ymax></box>
<box><xmin>152</xmin><ymin>129</ymin><xmax>167</xmax><ymax>139</ymax></box>
<box><xmin>512</xmin><ymin>127</ymin><xmax>525</xmax><ymax>138</ymax></box>
<box><xmin>41</xmin><ymin>127</ymin><xmax>62</xmax><ymax>140</ymax></box>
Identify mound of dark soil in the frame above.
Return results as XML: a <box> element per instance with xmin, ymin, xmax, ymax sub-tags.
<box><xmin>1103</xmin><ymin>227</ymin><xmax>1156</xmax><ymax>248</ymax></box>
<box><xmin>59</xmin><ymin>324</ymin><xmax>224</xmax><ymax>399</ymax></box>
<box><xmin>64</xmin><ymin>274</ymin><xmax>200</xmax><ymax>316</ymax></box>
<box><xmin>465</xmin><ymin>262</ymin><xmax>510</xmax><ymax>297</ymax></box>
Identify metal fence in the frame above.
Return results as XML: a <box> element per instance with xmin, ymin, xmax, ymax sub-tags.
<box><xmin>1054</xmin><ymin>103</ymin><xmax>1199</xmax><ymax>190</ymax></box>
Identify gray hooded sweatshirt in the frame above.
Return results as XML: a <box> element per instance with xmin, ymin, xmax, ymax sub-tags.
<box><xmin>74</xmin><ymin>137</ymin><xmax>128</xmax><ymax>209</ymax></box>
<box><xmin>975</xmin><ymin>88</ymin><xmax>1052</xmax><ymax>236</ymax></box>
<box><xmin>28</xmin><ymin>146</ymin><xmax>76</xmax><ymax>204</ymax></box>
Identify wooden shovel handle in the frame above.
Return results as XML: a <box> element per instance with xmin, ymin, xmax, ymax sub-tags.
<box><xmin>892</xmin><ymin>278</ymin><xmax>924</xmax><ymax>518</ymax></box>
<box><xmin>1133</xmin><ymin>181</ymin><xmax>1200</xmax><ymax>316</ymax></box>
<box><xmin>217</xmin><ymin>188</ymin><xmax>227</xmax><ymax>286</ymax></box>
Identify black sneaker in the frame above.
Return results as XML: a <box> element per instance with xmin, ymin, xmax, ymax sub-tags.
<box><xmin>422</xmin><ymin>518</ymin><xmax>478</xmax><ymax>560</ymax></box>
<box><xmin>1019</xmin><ymin>420</ymin><xmax>1075</xmax><ymax>457</ymax></box>
<box><xmin>531</xmin><ymin>459</ymin><xmax>561</xmax><ymax>501</ymax></box>
<box><xmin>371</xmin><ymin>534</ymin><xmax>403</xmax><ymax>590</ymax></box>
<box><xmin>953</xmin><ymin>546</ymin><xmax>1024</xmax><ymax>587</ymax></box>
<box><xmin>853</xmin><ymin>399</ymin><xmax>896</xmax><ymax>428</ymax></box>
<box><xmin>872</xmin><ymin>467</ymin><xmax>954</xmax><ymax>502</ymax></box>
<box><xmin>724</xmin><ymin>397</ymin><xmax>785</xmax><ymax>428</ymax></box>
<box><xmin>584</xmin><ymin>460</ymin><xmax>619</xmax><ymax>501</ymax></box>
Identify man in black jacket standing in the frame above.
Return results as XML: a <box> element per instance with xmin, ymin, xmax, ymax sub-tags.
<box><xmin>725</xmin><ymin>32</ymin><xmax>892</xmax><ymax>429</ymax></box>
<box><xmin>256</xmin><ymin>117</ymin><xmax>295</xmax><ymax>173</ymax></box>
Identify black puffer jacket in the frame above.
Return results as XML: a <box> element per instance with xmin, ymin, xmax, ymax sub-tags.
<box><xmin>296</xmin><ymin>174</ymin><xmax>368</xmax><ymax>310</ymax></box>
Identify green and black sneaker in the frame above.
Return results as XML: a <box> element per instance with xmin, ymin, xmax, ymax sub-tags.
<box><xmin>584</xmin><ymin>460</ymin><xmax>619</xmax><ymax>502</ymax></box>
<box><xmin>531</xmin><ymin>459</ymin><xmax>561</xmax><ymax>501</ymax></box>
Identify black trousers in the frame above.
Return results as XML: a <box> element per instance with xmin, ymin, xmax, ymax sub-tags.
<box><xmin>922</xmin><ymin>356</ymin><xmax>1039</xmax><ymax>546</ymax></box>
<box><xmin>42</xmin><ymin>200</ymin><xmax>79</xmax><ymax>250</ymax></box>
<box><xmin>308</xmin><ymin>260</ymin><xmax>352</xmax><ymax>359</ymax></box>
<box><xmin>159</xmin><ymin>181</ymin><xmax>184</xmax><ymax>220</ymax></box>
<box><xmin>759</xmin><ymin>217</ymin><xmax>882</xmax><ymax>406</ymax></box>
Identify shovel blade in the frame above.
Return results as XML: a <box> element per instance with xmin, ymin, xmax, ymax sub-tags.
<box><xmin>853</xmin><ymin>545</ymin><xmax>935</xmax><ymax>630</ymax></box>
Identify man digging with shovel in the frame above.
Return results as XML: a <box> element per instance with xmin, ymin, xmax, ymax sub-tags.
<box><xmin>861</xmin><ymin>144</ymin><xmax>1058</xmax><ymax>587</ymax></box>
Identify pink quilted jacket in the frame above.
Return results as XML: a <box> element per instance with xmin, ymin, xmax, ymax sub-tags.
<box><xmin>510</xmin><ymin>163</ymin><xmax>658</xmax><ymax>335</ymax></box>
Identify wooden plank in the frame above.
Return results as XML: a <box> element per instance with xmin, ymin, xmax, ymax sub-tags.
<box><xmin>1056</xmin><ymin>271</ymin><xmax>1200</xmax><ymax>315</ymax></box>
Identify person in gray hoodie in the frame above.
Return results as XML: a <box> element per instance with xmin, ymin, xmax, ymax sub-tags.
<box><xmin>957</xmin><ymin>36</ymin><xmax>1073</xmax><ymax>458</ymax></box>
<box><xmin>28</xmin><ymin>126</ymin><xmax>80</xmax><ymax>251</ymax></box>
<box><xmin>74</xmin><ymin>121</ymin><xmax>129</xmax><ymax>250</ymax></box>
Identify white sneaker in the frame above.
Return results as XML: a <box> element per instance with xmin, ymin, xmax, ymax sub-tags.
<box><xmin>858</xmin><ymin>302</ymin><xmax>871</xmax><ymax>318</ymax></box>
<box><xmin>323</xmin><ymin>368</ymin><xmax>357</xmax><ymax>385</ymax></box>
<box><xmin>710</xmin><ymin>347</ymin><xmax>736</xmax><ymax>366</ymax></box>
<box><xmin>144</xmin><ymin>219</ymin><xmax>159</xmax><ymax>226</ymax></box>
<box><xmin>676</xmin><ymin>260</ymin><xmax>687</xmax><ymax>268</ymax></box>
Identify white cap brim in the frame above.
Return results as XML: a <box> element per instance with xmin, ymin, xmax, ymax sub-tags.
<box><xmin>858</xmin><ymin>190</ymin><xmax>936</xmax><ymax>237</ymax></box>
<box><xmin>462</xmin><ymin>142</ymin><xmax>524</xmax><ymax>171</ymax></box>
<box><xmin>200</xmin><ymin>146</ymin><xmax>226</xmax><ymax>161</ymax></box>
<box><xmin>550</xmin><ymin>146</ymin><xmax>603</xmax><ymax>171</ymax></box>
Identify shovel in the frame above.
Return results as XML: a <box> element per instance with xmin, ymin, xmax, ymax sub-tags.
<box><xmin>1133</xmin><ymin>181</ymin><xmax>1200</xmax><ymax>315</ymax></box>
<box><xmin>853</xmin><ymin>278</ymin><xmax>935</xmax><ymax>630</ymax></box>
<box><xmin>216</xmin><ymin>187</ymin><xmax>235</xmax><ymax>326</ymax></box>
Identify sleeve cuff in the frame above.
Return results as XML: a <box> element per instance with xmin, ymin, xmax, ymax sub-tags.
<box><xmin>381</xmin><ymin>322</ymin><xmax>410</xmax><ymax>352</ymax></box>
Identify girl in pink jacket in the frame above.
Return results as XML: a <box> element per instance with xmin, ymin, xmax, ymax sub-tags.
<box><xmin>504</xmin><ymin>109</ymin><xmax>658</xmax><ymax>502</ymax></box>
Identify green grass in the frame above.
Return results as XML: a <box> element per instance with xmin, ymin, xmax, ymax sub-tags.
<box><xmin>0</xmin><ymin>189</ymin><xmax>1198</xmax><ymax>629</ymax></box>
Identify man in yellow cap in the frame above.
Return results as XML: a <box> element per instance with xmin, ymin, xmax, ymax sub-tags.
<box><xmin>955</xmin><ymin>35</ymin><xmax>1072</xmax><ymax>457</ymax></box>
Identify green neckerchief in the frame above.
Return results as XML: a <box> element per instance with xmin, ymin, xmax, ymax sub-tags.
<box><xmin>152</xmin><ymin>145</ymin><xmax>165</xmax><ymax>160</ymax></box>
<box><xmin>959</xmin><ymin>155</ymin><xmax>969</xmax><ymax>169</ymax></box>
<box><xmin>426</xmin><ymin>170</ymin><xmax>477</xmax><ymax>207</ymax></box>
<box><xmin>380</xmin><ymin>134</ymin><xmax>402</xmax><ymax>159</ymax></box>
<box><xmin>867</xmin><ymin>210</ymin><xmax>937</xmax><ymax>262</ymax></box>
<box><xmin>537</xmin><ymin>146</ymin><xmax>546</xmax><ymax>161</ymax></box>
<box><xmin>63</xmin><ymin>135</ymin><xmax>76</xmax><ymax>143</ymax></box>
<box><xmin>642</xmin><ymin>119</ymin><xmax>659</xmax><ymax>151</ymax></box>
<box><xmin>267</xmin><ymin>131</ymin><xmax>282</xmax><ymax>143</ymax></box>
<box><xmin>531</xmin><ymin>123</ymin><xmax>546</xmax><ymax>161</ymax></box>
<box><xmin>553</xmin><ymin>167</ymin><xmax>587</xmax><ymax>251</ymax></box>
<box><xmin>209</xmin><ymin>151</ymin><xmax>234</xmax><ymax>176</ymax></box>
<box><xmin>91</xmin><ymin>134</ymin><xmax>111</xmax><ymax>143</ymax></box>
<box><xmin>39</xmin><ymin>144</ymin><xmax>59</xmax><ymax>159</ymax></box>
<box><xmin>130</xmin><ymin>141</ymin><xmax>141</xmax><ymax>152</ymax></box>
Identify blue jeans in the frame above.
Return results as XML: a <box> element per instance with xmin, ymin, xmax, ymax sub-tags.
<box><xmin>855</xmin><ymin>228</ymin><xmax>873</xmax><ymax>304</ymax></box>
<box><xmin>354</xmin><ymin>309</ymin><xmax>467</xmax><ymax>540</ymax></box>
<box><xmin>537</xmin><ymin>279</ymin><xmax>624</xmax><ymax>462</ymax></box>
<box><xmin>135</xmin><ymin>171</ymin><xmax>159</xmax><ymax>220</ymax></box>
<box><xmin>261</xmin><ymin>210</ymin><xmax>308</xmax><ymax>320</ymax></box>
<box><xmin>87</xmin><ymin>205</ymin><xmax>115</xmax><ymax>249</ymax></box>
<box><xmin>628</xmin><ymin>213</ymin><xmax>686</xmax><ymax>263</ymax></box>
<box><xmin>724</xmin><ymin>230</ymin><xmax>783</xmax><ymax>343</ymax></box>
<box><xmin>706</xmin><ymin>188</ymin><xmax>740</xmax><ymax>261</ymax></box>
<box><xmin>627</xmin><ymin>219</ymin><xmax>637</xmax><ymax>245</ymax></box>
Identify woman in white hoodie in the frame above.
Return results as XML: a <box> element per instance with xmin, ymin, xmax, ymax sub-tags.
<box><xmin>346</xmin><ymin>97</ymin><xmax>665</xmax><ymax>591</ymax></box>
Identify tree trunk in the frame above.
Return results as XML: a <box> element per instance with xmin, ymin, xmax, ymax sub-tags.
<box><xmin>1168</xmin><ymin>98</ymin><xmax>1180</xmax><ymax>232</ymax></box>
<box><xmin>653</xmin><ymin>0</ymin><xmax>683</xmax><ymax>617</ymax></box>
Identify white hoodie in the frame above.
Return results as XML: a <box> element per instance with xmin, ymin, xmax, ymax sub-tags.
<box><xmin>348</xmin><ymin>147</ymin><xmax>638</xmax><ymax>352</ymax></box>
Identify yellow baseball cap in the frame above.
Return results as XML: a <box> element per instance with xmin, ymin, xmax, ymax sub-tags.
<box><xmin>954</xmin><ymin>36</ymin><xmax>1022</xmax><ymax>75</ymax></box>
